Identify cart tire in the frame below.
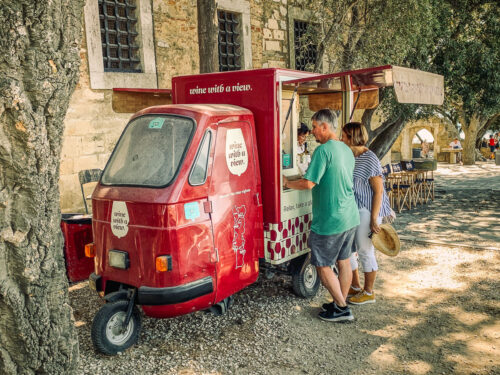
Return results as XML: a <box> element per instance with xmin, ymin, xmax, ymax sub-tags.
<box><xmin>207</xmin><ymin>295</ymin><xmax>234</xmax><ymax>316</ymax></box>
<box><xmin>91</xmin><ymin>300</ymin><xmax>141</xmax><ymax>355</ymax></box>
<box><xmin>291</xmin><ymin>255</ymin><xmax>320</xmax><ymax>298</ymax></box>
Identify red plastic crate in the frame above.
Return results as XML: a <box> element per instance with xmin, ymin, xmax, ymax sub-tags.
<box><xmin>61</xmin><ymin>214</ymin><xmax>94</xmax><ymax>283</ymax></box>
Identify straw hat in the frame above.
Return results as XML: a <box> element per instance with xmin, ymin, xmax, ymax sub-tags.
<box><xmin>372</xmin><ymin>224</ymin><xmax>400</xmax><ymax>257</ymax></box>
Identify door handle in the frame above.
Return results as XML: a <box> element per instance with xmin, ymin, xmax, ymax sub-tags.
<box><xmin>254</xmin><ymin>193</ymin><xmax>261</xmax><ymax>206</ymax></box>
<box><xmin>203</xmin><ymin>201</ymin><xmax>213</xmax><ymax>213</ymax></box>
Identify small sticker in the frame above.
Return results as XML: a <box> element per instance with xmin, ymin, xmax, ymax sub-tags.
<box><xmin>184</xmin><ymin>202</ymin><xmax>200</xmax><ymax>221</ymax></box>
<box><xmin>148</xmin><ymin>117</ymin><xmax>165</xmax><ymax>129</ymax></box>
<box><xmin>283</xmin><ymin>153</ymin><xmax>291</xmax><ymax>168</ymax></box>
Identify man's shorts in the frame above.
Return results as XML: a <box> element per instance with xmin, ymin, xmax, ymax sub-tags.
<box><xmin>308</xmin><ymin>227</ymin><xmax>357</xmax><ymax>267</ymax></box>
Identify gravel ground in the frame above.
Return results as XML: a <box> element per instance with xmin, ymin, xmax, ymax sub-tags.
<box><xmin>71</xmin><ymin>242</ymin><xmax>499</xmax><ymax>375</ymax></box>
<box><xmin>70</xmin><ymin>163</ymin><xmax>500</xmax><ymax>374</ymax></box>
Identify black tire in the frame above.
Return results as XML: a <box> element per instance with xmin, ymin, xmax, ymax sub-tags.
<box><xmin>207</xmin><ymin>295</ymin><xmax>234</xmax><ymax>316</ymax></box>
<box><xmin>91</xmin><ymin>300</ymin><xmax>141</xmax><ymax>355</ymax></box>
<box><xmin>291</xmin><ymin>254</ymin><xmax>320</xmax><ymax>298</ymax></box>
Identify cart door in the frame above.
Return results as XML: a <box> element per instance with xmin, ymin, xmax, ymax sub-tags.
<box><xmin>208</xmin><ymin>121</ymin><xmax>261</xmax><ymax>301</ymax></box>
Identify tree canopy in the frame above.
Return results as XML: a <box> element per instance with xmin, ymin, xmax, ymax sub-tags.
<box><xmin>295</xmin><ymin>0</ymin><xmax>499</xmax><ymax>162</ymax></box>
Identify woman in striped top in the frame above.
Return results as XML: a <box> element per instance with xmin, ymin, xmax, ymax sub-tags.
<box><xmin>341</xmin><ymin>122</ymin><xmax>394</xmax><ymax>305</ymax></box>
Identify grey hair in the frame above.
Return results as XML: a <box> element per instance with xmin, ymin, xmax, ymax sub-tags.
<box><xmin>311</xmin><ymin>109</ymin><xmax>338</xmax><ymax>131</ymax></box>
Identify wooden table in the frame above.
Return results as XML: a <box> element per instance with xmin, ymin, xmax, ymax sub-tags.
<box><xmin>441</xmin><ymin>148</ymin><xmax>462</xmax><ymax>163</ymax></box>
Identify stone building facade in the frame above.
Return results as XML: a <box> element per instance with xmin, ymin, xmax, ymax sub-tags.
<box><xmin>61</xmin><ymin>0</ymin><xmax>325</xmax><ymax>212</ymax></box>
<box><xmin>67</xmin><ymin>0</ymin><xmax>439</xmax><ymax>212</ymax></box>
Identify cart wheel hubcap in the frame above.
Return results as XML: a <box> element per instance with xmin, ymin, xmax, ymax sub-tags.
<box><xmin>106</xmin><ymin>311</ymin><xmax>134</xmax><ymax>345</ymax></box>
<box><xmin>304</xmin><ymin>264</ymin><xmax>317</xmax><ymax>289</ymax></box>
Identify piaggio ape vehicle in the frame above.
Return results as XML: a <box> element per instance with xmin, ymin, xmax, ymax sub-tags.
<box><xmin>85</xmin><ymin>66</ymin><xmax>443</xmax><ymax>354</ymax></box>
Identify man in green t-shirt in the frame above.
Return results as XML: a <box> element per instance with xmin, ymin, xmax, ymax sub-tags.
<box><xmin>283</xmin><ymin>109</ymin><xmax>360</xmax><ymax>322</ymax></box>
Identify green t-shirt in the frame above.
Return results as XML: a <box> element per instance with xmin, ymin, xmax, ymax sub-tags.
<box><xmin>304</xmin><ymin>140</ymin><xmax>360</xmax><ymax>235</ymax></box>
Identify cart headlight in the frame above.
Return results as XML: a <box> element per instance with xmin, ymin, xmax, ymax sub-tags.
<box><xmin>108</xmin><ymin>250</ymin><xmax>130</xmax><ymax>270</ymax></box>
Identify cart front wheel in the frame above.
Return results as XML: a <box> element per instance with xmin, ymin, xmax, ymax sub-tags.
<box><xmin>291</xmin><ymin>254</ymin><xmax>320</xmax><ymax>298</ymax></box>
<box><xmin>91</xmin><ymin>300</ymin><xmax>141</xmax><ymax>355</ymax></box>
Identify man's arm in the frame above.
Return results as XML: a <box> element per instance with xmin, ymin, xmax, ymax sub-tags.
<box><xmin>283</xmin><ymin>176</ymin><xmax>316</xmax><ymax>190</ymax></box>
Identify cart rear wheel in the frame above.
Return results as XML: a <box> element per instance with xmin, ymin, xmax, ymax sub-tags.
<box><xmin>207</xmin><ymin>295</ymin><xmax>234</xmax><ymax>316</ymax></box>
<box><xmin>91</xmin><ymin>300</ymin><xmax>141</xmax><ymax>355</ymax></box>
<box><xmin>291</xmin><ymin>254</ymin><xmax>320</xmax><ymax>298</ymax></box>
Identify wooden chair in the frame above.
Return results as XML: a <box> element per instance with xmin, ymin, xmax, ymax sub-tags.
<box><xmin>402</xmin><ymin>160</ymin><xmax>425</xmax><ymax>205</ymax></box>
<box><xmin>78</xmin><ymin>169</ymin><xmax>102</xmax><ymax>214</ymax></box>
<box><xmin>422</xmin><ymin>168</ymin><xmax>435</xmax><ymax>202</ymax></box>
<box><xmin>389</xmin><ymin>162</ymin><xmax>413</xmax><ymax>212</ymax></box>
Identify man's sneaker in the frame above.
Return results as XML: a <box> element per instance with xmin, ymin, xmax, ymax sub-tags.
<box><xmin>321</xmin><ymin>286</ymin><xmax>362</xmax><ymax>311</ymax></box>
<box><xmin>348</xmin><ymin>290</ymin><xmax>376</xmax><ymax>305</ymax></box>
<box><xmin>318</xmin><ymin>304</ymin><xmax>354</xmax><ymax>322</ymax></box>
<box><xmin>321</xmin><ymin>301</ymin><xmax>335</xmax><ymax>312</ymax></box>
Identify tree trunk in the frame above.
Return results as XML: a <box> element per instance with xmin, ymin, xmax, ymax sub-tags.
<box><xmin>0</xmin><ymin>2</ymin><xmax>83</xmax><ymax>374</ymax></box>
<box><xmin>369</xmin><ymin>117</ymin><xmax>406</xmax><ymax>159</ymax></box>
<box><xmin>461</xmin><ymin>115</ymin><xmax>480</xmax><ymax>165</ymax></box>
<box><xmin>197</xmin><ymin>0</ymin><xmax>219</xmax><ymax>73</ymax></box>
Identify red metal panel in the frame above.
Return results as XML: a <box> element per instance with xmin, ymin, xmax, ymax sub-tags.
<box><xmin>172</xmin><ymin>68</ymin><xmax>316</xmax><ymax>225</ymax></box>
<box><xmin>207</xmin><ymin>120</ymin><xmax>263</xmax><ymax>302</ymax></box>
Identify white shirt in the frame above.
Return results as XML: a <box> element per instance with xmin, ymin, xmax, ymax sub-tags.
<box><xmin>449</xmin><ymin>140</ymin><xmax>462</xmax><ymax>149</ymax></box>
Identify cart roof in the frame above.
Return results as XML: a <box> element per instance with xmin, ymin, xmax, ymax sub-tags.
<box><xmin>282</xmin><ymin>65</ymin><xmax>444</xmax><ymax>105</ymax></box>
<box><xmin>134</xmin><ymin>103</ymin><xmax>252</xmax><ymax>118</ymax></box>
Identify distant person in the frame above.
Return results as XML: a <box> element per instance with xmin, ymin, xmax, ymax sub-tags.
<box><xmin>341</xmin><ymin>122</ymin><xmax>394</xmax><ymax>305</ymax></box>
<box><xmin>421</xmin><ymin>141</ymin><xmax>430</xmax><ymax>158</ymax></box>
<box><xmin>496</xmin><ymin>132</ymin><xmax>500</xmax><ymax>150</ymax></box>
<box><xmin>297</xmin><ymin>123</ymin><xmax>311</xmax><ymax>175</ymax></box>
<box><xmin>489</xmin><ymin>135</ymin><xmax>496</xmax><ymax>159</ymax></box>
<box><xmin>449</xmin><ymin>138</ymin><xmax>462</xmax><ymax>149</ymax></box>
<box><xmin>283</xmin><ymin>109</ymin><xmax>359</xmax><ymax>323</ymax></box>
<box><xmin>449</xmin><ymin>138</ymin><xmax>462</xmax><ymax>164</ymax></box>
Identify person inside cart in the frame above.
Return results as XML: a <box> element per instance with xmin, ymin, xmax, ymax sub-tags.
<box><xmin>297</xmin><ymin>122</ymin><xmax>311</xmax><ymax>175</ymax></box>
<box><xmin>283</xmin><ymin>109</ymin><xmax>360</xmax><ymax>322</ymax></box>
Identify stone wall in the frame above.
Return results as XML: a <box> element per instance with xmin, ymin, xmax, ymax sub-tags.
<box><xmin>259</xmin><ymin>0</ymin><xmax>289</xmax><ymax>68</ymax></box>
<box><xmin>153</xmin><ymin>0</ymin><xmax>199</xmax><ymax>88</ymax></box>
<box><xmin>60</xmin><ymin>30</ymin><xmax>130</xmax><ymax>212</ymax></box>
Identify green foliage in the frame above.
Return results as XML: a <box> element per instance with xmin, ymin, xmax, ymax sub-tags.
<box><xmin>432</xmin><ymin>0</ymin><xmax>500</xmax><ymax>124</ymax></box>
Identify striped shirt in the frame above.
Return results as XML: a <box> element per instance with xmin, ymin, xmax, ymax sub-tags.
<box><xmin>353</xmin><ymin>150</ymin><xmax>393</xmax><ymax>218</ymax></box>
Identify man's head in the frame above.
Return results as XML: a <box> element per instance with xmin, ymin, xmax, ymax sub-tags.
<box><xmin>311</xmin><ymin>109</ymin><xmax>338</xmax><ymax>144</ymax></box>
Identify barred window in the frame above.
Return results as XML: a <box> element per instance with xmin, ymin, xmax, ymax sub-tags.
<box><xmin>218</xmin><ymin>10</ymin><xmax>241</xmax><ymax>71</ymax></box>
<box><xmin>99</xmin><ymin>0</ymin><xmax>141</xmax><ymax>72</ymax></box>
<box><xmin>294</xmin><ymin>20</ymin><xmax>318</xmax><ymax>71</ymax></box>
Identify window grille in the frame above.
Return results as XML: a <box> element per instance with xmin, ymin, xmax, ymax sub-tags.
<box><xmin>218</xmin><ymin>10</ymin><xmax>241</xmax><ymax>71</ymax></box>
<box><xmin>294</xmin><ymin>20</ymin><xmax>318</xmax><ymax>71</ymax></box>
<box><xmin>99</xmin><ymin>0</ymin><xmax>141</xmax><ymax>72</ymax></box>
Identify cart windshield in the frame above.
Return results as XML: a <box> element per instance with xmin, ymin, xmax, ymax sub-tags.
<box><xmin>101</xmin><ymin>115</ymin><xmax>195</xmax><ymax>187</ymax></box>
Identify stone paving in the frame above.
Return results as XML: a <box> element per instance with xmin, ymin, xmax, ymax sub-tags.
<box><xmin>393</xmin><ymin>161</ymin><xmax>500</xmax><ymax>249</ymax></box>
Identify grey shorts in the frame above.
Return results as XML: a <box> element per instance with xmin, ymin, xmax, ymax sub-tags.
<box><xmin>308</xmin><ymin>227</ymin><xmax>357</xmax><ymax>267</ymax></box>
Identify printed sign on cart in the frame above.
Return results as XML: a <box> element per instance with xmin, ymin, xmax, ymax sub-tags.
<box><xmin>225</xmin><ymin>128</ymin><xmax>248</xmax><ymax>176</ymax></box>
<box><xmin>111</xmin><ymin>201</ymin><xmax>129</xmax><ymax>238</ymax></box>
